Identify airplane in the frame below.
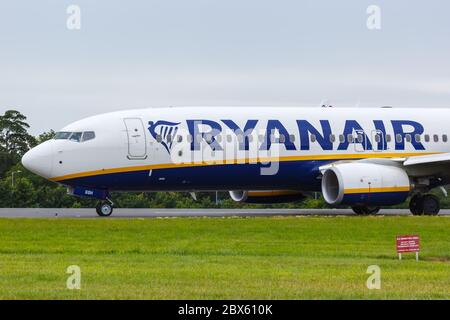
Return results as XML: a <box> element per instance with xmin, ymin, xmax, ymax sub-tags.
<box><xmin>21</xmin><ymin>106</ymin><xmax>450</xmax><ymax>216</ymax></box>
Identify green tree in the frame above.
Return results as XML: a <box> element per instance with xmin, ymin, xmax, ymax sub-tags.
<box><xmin>36</xmin><ymin>129</ymin><xmax>56</xmax><ymax>145</ymax></box>
<box><xmin>0</xmin><ymin>110</ymin><xmax>36</xmax><ymax>177</ymax></box>
<box><xmin>0</xmin><ymin>110</ymin><xmax>36</xmax><ymax>156</ymax></box>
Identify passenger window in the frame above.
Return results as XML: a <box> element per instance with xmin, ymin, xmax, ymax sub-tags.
<box><xmin>205</xmin><ymin>133</ymin><xmax>213</xmax><ymax>143</ymax></box>
<box><xmin>424</xmin><ymin>134</ymin><xmax>430</xmax><ymax>142</ymax></box>
<box><xmin>386</xmin><ymin>134</ymin><xmax>391</xmax><ymax>142</ymax></box>
<box><xmin>374</xmin><ymin>134</ymin><xmax>381</xmax><ymax>143</ymax></box>
<box><xmin>339</xmin><ymin>134</ymin><xmax>345</xmax><ymax>143</ymax></box>
<box><xmin>347</xmin><ymin>134</ymin><xmax>354</xmax><ymax>143</ymax></box>
<box><xmin>187</xmin><ymin>135</ymin><xmax>193</xmax><ymax>143</ymax></box>
<box><xmin>82</xmin><ymin>131</ymin><xmax>96</xmax><ymax>142</ymax></box>
<box><xmin>405</xmin><ymin>134</ymin><xmax>411</xmax><ymax>143</ymax></box>
<box><xmin>395</xmin><ymin>134</ymin><xmax>402</xmax><ymax>143</ymax></box>
<box><xmin>329</xmin><ymin>134</ymin><xmax>335</xmax><ymax>143</ymax></box>
<box><xmin>434</xmin><ymin>134</ymin><xmax>439</xmax><ymax>142</ymax></box>
<box><xmin>167</xmin><ymin>135</ymin><xmax>173</xmax><ymax>143</ymax></box>
<box><xmin>270</xmin><ymin>135</ymin><xmax>276</xmax><ymax>143</ymax></box>
<box><xmin>357</xmin><ymin>134</ymin><xmax>363</xmax><ymax>143</ymax></box>
<box><xmin>69</xmin><ymin>132</ymin><xmax>82</xmax><ymax>142</ymax></box>
<box><xmin>289</xmin><ymin>134</ymin><xmax>296</xmax><ymax>143</ymax></box>
<box><xmin>258</xmin><ymin>135</ymin><xmax>265</xmax><ymax>143</ymax></box>
<box><xmin>177</xmin><ymin>135</ymin><xmax>183</xmax><ymax>143</ymax></box>
<box><xmin>310</xmin><ymin>134</ymin><xmax>316</xmax><ymax>143</ymax></box>
<box><xmin>156</xmin><ymin>135</ymin><xmax>162</xmax><ymax>143</ymax></box>
<box><xmin>443</xmin><ymin>134</ymin><xmax>448</xmax><ymax>142</ymax></box>
<box><xmin>415</xmin><ymin>134</ymin><xmax>421</xmax><ymax>143</ymax></box>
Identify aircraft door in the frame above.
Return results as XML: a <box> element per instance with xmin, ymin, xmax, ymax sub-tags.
<box><xmin>124</xmin><ymin>118</ymin><xmax>147</xmax><ymax>160</ymax></box>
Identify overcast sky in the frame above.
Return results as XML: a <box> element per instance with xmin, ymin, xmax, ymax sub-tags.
<box><xmin>1</xmin><ymin>0</ymin><xmax>450</xmax><ymax>134</ymax></box>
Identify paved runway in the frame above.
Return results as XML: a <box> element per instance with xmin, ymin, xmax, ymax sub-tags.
<box><xmin>0</xmin><ymin>208</ymin><xmax>449</xmax><ymax>218</ymax></box>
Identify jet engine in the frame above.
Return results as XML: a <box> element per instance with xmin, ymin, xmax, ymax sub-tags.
<box><xmin>229</xmin><ymin>190</ymin><xmax>306</xmax><ymax>204</ymax></box>
<box><xmin>321</xmin><ymin>163</ymin><xmax>411</xmax><ymax>206</ymax></box>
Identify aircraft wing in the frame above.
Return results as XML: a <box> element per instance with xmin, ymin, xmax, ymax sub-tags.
<box><xmin>403</xmin><ymin>153</ymin><xmax>450</xmax><ymax>166</ymax></box>
<box><xmin>400</xmin><ymin>152</ymin><xmax>450</xmax><ymax>180</ymax></box>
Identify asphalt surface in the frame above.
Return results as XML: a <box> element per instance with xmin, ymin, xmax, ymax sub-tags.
<box><xmin>0</xmin><ymin>208</ymin><xmax>449</xmax><ymax>218</ymax></box>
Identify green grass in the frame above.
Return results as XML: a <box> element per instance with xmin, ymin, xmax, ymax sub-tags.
<box><xmin>0</xmin><ymin>216</ymin><xmax>449</xmax><ymax>299</ymax></box>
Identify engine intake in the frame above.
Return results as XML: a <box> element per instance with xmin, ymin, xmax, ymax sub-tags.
<box><xmin>321</xmin><ymin>163</ymin><xmax>410</xmax><ymax>206</ymax></box>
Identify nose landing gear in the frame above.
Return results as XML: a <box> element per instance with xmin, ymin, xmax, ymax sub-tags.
<box><xmin>96</xmin><ymin>198</ymin><xmax>114</xmax><ymax>217</ymax></box>
<box><xmin>409</xmin><ymin>194</ymin><xmax>440</xmax><ymax>215</ymax></box>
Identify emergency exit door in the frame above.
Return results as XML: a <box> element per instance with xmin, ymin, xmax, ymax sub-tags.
<box><xmin>124</xmin><ymin>118</ymin><xmax>147</xmax><ymax>159</ymax></box>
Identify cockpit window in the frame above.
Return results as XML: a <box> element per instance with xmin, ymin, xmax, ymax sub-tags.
<box><xmin>54</xmin><ymin>132</ymin><xmax>72</xmax><ymax>140</ymax></box>
<box><xmin>54</xmin><ymin>131</ymin><xmax>96</xmax><ymax>143</ymax></box>
<box><xmin>82</xmin><ymin>131</ymin><xmax>96</xmax><ymax>142</ymax></box>
<box><xmin>69</xmin><ymin>132</ymin><xmax>83</xmax><ymax>142</ymax></box>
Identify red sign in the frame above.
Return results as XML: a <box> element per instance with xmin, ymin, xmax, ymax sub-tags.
<box><xmin>396</xmin><ymin>235</ymin><xmax>420</xmax><ymax>253</ymax></box>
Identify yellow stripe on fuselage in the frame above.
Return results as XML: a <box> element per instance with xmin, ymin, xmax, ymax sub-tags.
<box><xmin>50</xmin><ymin>151</ymin><xmax>438</xmax><ymax>182</ymax></box>
<box><xmin>344</xmin><ymin>186</ymin><xmax>411</xmax><ymax>194</ymax></box>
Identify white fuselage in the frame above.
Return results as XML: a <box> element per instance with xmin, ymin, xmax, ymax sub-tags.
<box><xmin>22</xmin><ymin>107</ymin><xmax>450</xmax><ymax>192</ymax></box>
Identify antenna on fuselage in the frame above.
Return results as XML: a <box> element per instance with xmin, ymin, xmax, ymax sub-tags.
<box><xmin>320</xmin><ymin>99</ymin><xmax>333</xmax><ymax>108</ymax></box>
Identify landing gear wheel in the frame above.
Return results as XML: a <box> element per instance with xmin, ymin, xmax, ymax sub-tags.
<box><xmin>422</xmin><ymin>194</ymin><xmax>440</xmax><ymax>216</ymax></box>
<box><xmin>352</xmin><ymin>206</ymin><xmax>363</xmax><ymax>215</ymax></box>
<box><xmin>96</xmin><ymin>201</ymin><xmax>114</xmax><ymax>217</ymax></box>
<box><xmin>351</xmin><ymin>206</ymin><xmax>380</xmax><ymax>215</ymax></box>
<box><xmin>409</xmin><ymin>194</ymin><xmax>424</xmax><ymax>215</ymax></box>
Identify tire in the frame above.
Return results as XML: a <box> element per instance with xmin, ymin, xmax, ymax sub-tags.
<box><xmin>422</xmin><ymin>194</ymin><xmax>440</xmax><ymax>216</ymax></box>
<box><xmin>409</xmin><ymin>194</ymin><xmax>424</xmax><ymax>215</ymax></box>
<box><xmin>351</xmin><ymin>206</ymin><xmax>363</xmax><ymax>215</ymax></box>
<box><xmin>366</xmin><ymin>206</ymin><xmax>380</xmax><ymax>214</ymax></box>
<box><xmin>352</xmin><ymin>206</ymin><xmax>380</xmax><ymax>215</ymax></box>
<box><xmin>96</xmin><ymin>202</ymin><xmax>113</xmax><ymax>217</ymax></box>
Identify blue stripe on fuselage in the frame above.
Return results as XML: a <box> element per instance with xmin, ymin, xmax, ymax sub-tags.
<box><xmin>58</xmin><ymin>160</ymin><xmax>333</xmax><ymax>191</ymax></box>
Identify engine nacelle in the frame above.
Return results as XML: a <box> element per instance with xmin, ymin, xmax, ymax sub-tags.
<box><xmin>321</xmin><ymin>163</ymin><xmax>411</xmax><ymax>206</ymax></box>
<box><xmin>229</xmin><ymin>190</ymin><xmax>306</xmax><ymax>204</ymax></box>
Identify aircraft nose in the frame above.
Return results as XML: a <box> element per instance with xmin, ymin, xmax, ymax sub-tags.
<box><xmin>22</xmin><ymin>141</ymin><xmax>54</xmax><ymax>179</ymax></box>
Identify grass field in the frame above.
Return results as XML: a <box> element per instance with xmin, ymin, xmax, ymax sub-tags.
<box><xmin>0</xmin><ymin>216</ymin><xmax>449</xmax><ymax>299</ymax></box>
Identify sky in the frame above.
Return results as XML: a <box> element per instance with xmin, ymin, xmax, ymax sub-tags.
<box><xmin>1</xmin><ymin>0</ymin><xmax>450</xmax><ymax>135</ymax></box>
